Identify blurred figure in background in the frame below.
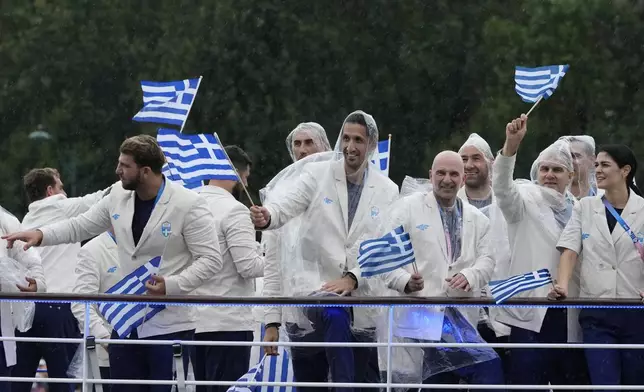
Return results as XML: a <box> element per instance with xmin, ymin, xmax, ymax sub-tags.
<box><xmin>558</xmin><ymin>135</ymin><xmax>598</xmax><ymax>198</ymax></box>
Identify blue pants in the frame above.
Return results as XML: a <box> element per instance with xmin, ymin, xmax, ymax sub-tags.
<box><xmin>108</xmin><ymin>329</ymin><xmax>194</xmax><ymax>392</ymax></box>
<box><xmin>477</xmin><ymin>321</ymin><xmax>511</xmax><ymax>378</ymax></box>
<box><xmin>422</xmin><ymin>357</ymin><xmax>505</xmax><ymax>392</ymax></box>
<box><xmin>508</xmin><ymin>308</ymin><xmax>588</xmax><ymax>391</ymax></box>
<box><xmin>191</xmin><ymin>331</ymin><xmax>253</xmax><ymax>392</ymax></box>
<box><xmin>580</xmin><ymin>308</ymin><xmax>644</xmax><ymax>389</ymax></box>
<box><xmin>12</xmin><ymin>303</ymin><xmax>79</xmax><ymax>392</ymax></box>
<box><xmin>286</xmin><ymin>307</ymin><xmax>379</xmax><ymax>392</ymax></box>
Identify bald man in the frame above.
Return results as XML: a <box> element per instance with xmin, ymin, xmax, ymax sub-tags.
<box><xmin>381</xmin><ymin>151</ymin><xmax>503</xmax><ymax>389</ymax></box>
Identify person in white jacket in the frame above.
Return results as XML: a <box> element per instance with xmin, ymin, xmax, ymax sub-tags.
<box><xmin>13</xmin><ymin>167</ymin><xmax>110</xmax><ymax>392</ymax></box>
<box><xmin>381</xmin><ymin>151</ymin><xmax>502</xmax><ymax>389</ymax></box>
<box><xmin>72</xmin><ymin>228</ymin><xmax>120</xmax><ymax>391</ymax></box>
<box><xmin>251</xmin><ymin>111</ymin><xmax>399</xmax><ymax>391</ymax></box>
<box><xmin>193</xmin><ymin>146</ymin><xmax>264</xmax><ymax>392</ymax></box>
<box><xmin>557</xmin><ymin>135</ymin><xmax>598</xmax><ymax>199</ymax></box>
<box><xmin>493</xmin><ymin>115</ymin><xmax>588</xmax><ymax>390</ymax></box>
<box><xmin>551</xmin><ymin>144</ymin><xmax>644</xmax><ymax>387</ymax></box>
<box><xmin>3</xmin><ymin>135</ymin><xmax>223</xmax><ymax>392</ymax></box>
<box><xmin>262</xmin><ymin>122</ymin><xmax>332</xmax><ymax>353</ymax></box>
<box><xmin>0</xmin><ymin>206</ymin><xmax>46</xmax><ymax>392</ymax></box>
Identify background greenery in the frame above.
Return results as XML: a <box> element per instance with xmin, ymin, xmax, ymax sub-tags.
<box><xmin>2</xmin><ymin>0</ymin><xmax>643</xmax><ymax>217</ymax></box>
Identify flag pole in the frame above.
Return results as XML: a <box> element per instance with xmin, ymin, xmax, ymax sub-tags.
<box><xmin>213</xmin><ymin>132</ymin><xmax>256</xmax><ymax>206</ymax></box>
<box><xmin>526</xmin><ymin>95</ymin><xmax>543</xmax><ymax>117</ymax></box>
<box><xmin>387</xmin><ymin>133</ymin><xmax>392</xmax><ymax>177</ymax></box>
<box><xmin>179</xmin><ymin>76</ymin><xmax>203</xmax><ymax>134</ymax></box>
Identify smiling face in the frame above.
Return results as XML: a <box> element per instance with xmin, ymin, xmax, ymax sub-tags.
<box><xmin>431</xmin><ymin>151</ymin><xmax>465</xmax><ymax>202</ymax></box>
<box><xmin>595</xmin><ymin>151</ymin><xmax>630</xmax><ymax>190</ymax></box>
<box><xmin>341</xmin><ymin>122</ymin><xmax>370</xmax><ymax>173</ymax></box>
<box><xmin>537</xmin><ymin>162</ymin><xmax>573</xmax><ymax>194</ymax></box>
<box><xmin>460</xmin><ymin>145</ymin><xmax>489</xmax><ymax>188</ymax></box>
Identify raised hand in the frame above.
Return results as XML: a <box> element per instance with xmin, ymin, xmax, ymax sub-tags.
<box><xmin>502</xmin><ymin>114</ymin><xmax>528</xmax><ymax>157</ymax></box>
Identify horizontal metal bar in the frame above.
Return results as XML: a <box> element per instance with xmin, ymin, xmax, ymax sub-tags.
<box><xmin>0</xmin><ymin>336</ymin><xmax>83</xmax><ymax>344</ymax></box>
<box><xmin>0</xmin><ymin>292</ymin><xmax>642</xmax><ymax>307</ymax></box>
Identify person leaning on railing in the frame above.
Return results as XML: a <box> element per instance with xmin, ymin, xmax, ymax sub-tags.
<box><xmin>551</xmin><ymin>144</ymin><xmax>644</xmax><ymax>387</ymax></box>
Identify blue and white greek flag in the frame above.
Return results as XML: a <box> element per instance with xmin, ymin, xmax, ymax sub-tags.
<box><xmin>358</xmin><ymin>225</ymin><xmax>416</xmax><ymax>277</ymax></box>
<box><xmin>370</xmin><ymin>139</ymin><xmax>391</xmax><ymax>177</ymax></box>
<box><xmin>157</xmin><ymin>128</ymin><xmax>237</xmax><ymax>188</ymax></box>
<box><xmin>133</xmin><ymin>78</ymin><xmax>201</xmax><ymax>128</ymax></box>
<box><xmin>515</xmin><ymin>65</ymin><xmax>569</xmax><ymax>103</ymax></box>
<box><xmin>227</xmin><ymin>358</ymin><xmax>266</xmax><ymax>392</ymax></box>
<box><xmin>257</xmin><ymin>325</ymin><xmax>296</xmax><ymax>392</ymax></box>
<box><xmin>97</xmin><ymin>256</ymin><xmax>165</xmax><ymax>338</ymax></box>
<box><xmin>488</xmin><ymin>268</ymin><xmax>553</xmax><ymax>304</ymax></box>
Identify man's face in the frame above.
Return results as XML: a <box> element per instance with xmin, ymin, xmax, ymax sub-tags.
<box><xmin>116</xmin><ymin>153</ymin><xmax>145</xmax><ymax>191</ymax></box>
<box><xmin>570</xmin><ymin>141</ymin><xmax>594</xmax><ymax>184</ymax></box>
<box><xmin>341</xmin><ymin>123</ymin><xmax>370</xmax><ymax>172</ymax></box>
<box><xmin>46</xmin><ymin>176</ymin><xmax>67</xmax><ymax>198</ymax></box>
<box><xmin>460</xmin><ymin>146</ymin><xmax>489</xmax><ymax>189</ymax></box>
<box><xmin>431</xmin><ymin>156</ymin><xmax>465</xmax><ymax>201</ymax></box>
<box><xmin>292</xmin><ymin>130</ymin><xmax>321</xmax><ymax>161</ymax></box>
<box><xmin>537</xmin><ymin>163</ymin><xmax>573</xmax><ymax>194</ymax></box>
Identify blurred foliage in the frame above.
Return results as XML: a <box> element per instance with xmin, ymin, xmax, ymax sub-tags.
<box><xmin>1</xmin><ymin>0</ymin><xmax>643</xmax><ymax>217</ymax></box>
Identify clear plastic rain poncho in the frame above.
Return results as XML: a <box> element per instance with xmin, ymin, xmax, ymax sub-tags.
<box><xmin>285</xmin><ymin>122</ymin><xmax>332</xmax><ymax>162</ymax></box>
<box><xmin>259</xmin><ymin>110</ymin><xmax>388</xmax><ymax>341</ymax></box>
<box><xmin>557</xmin><ymin>135</ymin><xmax>598</xmax><ymax>198</ymax></box>
<box><xmin>458</xmin><ymin>133</ymin><xmax>495</xmax><ymax>180</ymax></box>
<box><xmin>400</xmin><ymin>176</ymin><xmax>433</xmax><ymax>196</ymax></box>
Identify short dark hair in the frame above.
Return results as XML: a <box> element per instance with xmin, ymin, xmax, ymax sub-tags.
<box><xmin>225</xmin><ymin>145</ymin><xmax>252</xmax><ymax>173</ymax></box>
<box><xmin>345</xmin><ymin>113</ymin><xmax>368</xmax><ymax>128</ymax></box>
<box><xmin>119</xmin><ymin>135</ymin><xmax>166</xmax><ymax>174</ymax></box>
<box><xmin>24</xmin><ymin>168</ymin><xmax>60</xmax><ymax>203</ymax></box>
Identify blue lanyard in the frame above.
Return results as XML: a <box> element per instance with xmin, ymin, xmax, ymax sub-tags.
<box><xmin>153</xmin><ymin>179</ymin><xmax>166</xmax><ymax>207</ymax></box>
<box><xmin>107</xmin><ymin>231</ymin><xmax>117</xmax><ymax>244</ymax></box>
<box><xmin>602</xmin><ymin>197</ymin><xmax>644</xmax><ymax>257</ymax></box>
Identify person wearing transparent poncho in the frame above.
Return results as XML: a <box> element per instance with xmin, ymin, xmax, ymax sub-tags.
<box><xmin>0</xmin><ymin>206</ymin><xmax>46</xmax><ymax>392</ymax></box>
<box><xmin>262</xmin><ymin>122</ymin><xmax>332</xmax><ymax>351</ymax></box>
<box><xmin>251</xmin><ymin>111</ymin><xmax>399</xmax><ymax>391</ymax></box>
<box><xmin>376</xmin><ymin>151</ymin><xmax>503</xmax><ymax>390</ymax></box>
<box><xmin>492</xmin><ymin>115</ymin><xmax>588</xmax><ymax>389</ymax></box>
<box><xmin>456</xmin><ymin>134</ymin><xmax>511</xmax><ymax>375</ymax></box>
<box><xmin>558</xmin><ymin>135</ymin><xmax>598</xmax><ymax>199</ymax></box>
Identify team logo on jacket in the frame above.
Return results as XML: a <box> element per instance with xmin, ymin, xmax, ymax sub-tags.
<box><xmin>107</xmin><ymin>266</ymin><xmax>117</xmax><ymax>273</ymax></box>
<box><xmin>638</xmin><ymin>232</ymin><xmax>644</xmax><ymax>243</ymax></box>
<box><xmin>323</xmin><ymin>197</ymin><xmax>333</xmax><ymax>204</ymax></box>
<box><xmin>416</xmin><ymin>224</ymin><xmax>429</xmax><ymax>231</ymax></box>
<box><xmin>581</xmin><ymin>233</ymin><xmax>590</xmax><ymax>240</ymax></box>
<box><xmin>371</xmin><ymin>206</ymin><xmax>379</xmax><ymax>218</ymax></box>
<box><xmin>112</xmin><ymin>214</ymin><xmax>120</xmax><ymax>220</ymax></box>
<box><xmin>161</xmin><ymin>221</ymin><xmax>172</xmax><ymax>237</ymax></box>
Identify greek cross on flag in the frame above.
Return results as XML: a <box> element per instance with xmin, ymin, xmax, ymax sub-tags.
<box><xmin>488</xmin><ymin>269</ymin><xmax>553</xmax><ymax>304</ymax></box>
<box><xmin>514</xmin><ymin>65</ymin><xmax>569</xmax><ymax>103</ymax></box>
<box><xmin>133</xmin><ymin>78</ymin><xmax>201</xmax><ymax>128</ymax></box>
<box><xmin>358</xmin><ymin>225</ymin><xmax>416</xmax><ymax>277</ymax></box>
<box><xmin>370</xmin><ymin>139</ymin><xmax>391</xmax><ymax>177</ymax></box>
<box><xmin>97</xmin><ymin>256</ymin><xmax>165</xmax><ymax>338</ymax></box>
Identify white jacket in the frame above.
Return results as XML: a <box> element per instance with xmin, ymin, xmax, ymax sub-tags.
<box><xmin>39</xmin><ymin>180</ymin><xmax>223</xmax><ymax>338</ymax></box>
<box><xmin>0</xmin><ymin>208</ymin><xmax>46</xmax><ymax>367</ymax></box>
<box><xmin>264</xmin><ymin>160</ymin><xmax>399</xmax><ymax>329</ymax></box>
<box><xmin>22</xmin><ymin>188</ymin><xmax>108</xmax><ymax>293</ymax></box>
<box><xmin>71</xmin><ymin>232</ymin><xmax>119</xmax><ymax>366</ymax></box>
<box><xmin>557</xmin><ymin>193</ymin><xmax>644</xmax><ymax>299</ymax></box>
<box><xmin>194</xmin><ymin>186</ymin><xmax>264</xmax><ymax>333</ymax></box>
<box><xmin>492</xmin><ymin>154</ymin><xmax>581</xmax><ymax>341</ymax></box>
<box><xmin>381</xmin><ymin>192</ymin><xmax>495</xmax><ymax>327</ymax></box>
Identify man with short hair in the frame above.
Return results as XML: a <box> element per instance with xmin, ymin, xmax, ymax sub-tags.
<box><xmin>558</xmin><ymin>135</ymin><xmax>597</xmax><ymax>198</ymax></box>
<box><xmin>193</xmin><ymin>146</ymin><xmax>264</xmax><ymax>392</ymax></box>
<box><xmin>458</xmin><ymin>133</ymin><xmax>494</xmax><ymax>209</ymax></box>
<box><xmin>12</xmin><ymin>168</ymin><xmax>109</xmax><ymax>392</ymax></box>
<box><xmin>4</xmin><ymin>134</ymin><xmax>223</xmax><ymax>392</ymax></box>
<box><xmin>252</xmin><ymin>111</ymin><xmax>399</xmax><ymax>391</ymax></box>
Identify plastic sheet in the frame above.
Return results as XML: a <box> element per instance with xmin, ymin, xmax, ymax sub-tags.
<box><xmin>67</xmin><ymin>344</ymin><xmax>83</xmax><ymax>379</ymax></box>
<box><xmin>285</xmin><ymin>122</ymin><xmax>331</xmax><ymax>162</ymax></box>
<box><xmin>558</xmin><ymin>135</ymin><xmax>597</xmax><ymax>197</ymax></box>
<box><xmin>0</xmin><ymin>257</ymin><xmax>35</xmax><ymax>332</ymax></box>
<box><xmin>400</xmin><ymin>176</ymin><xmax>432</xmax><ymax>197</ymax></box>
<box><xmin>378</xmin><ymin>306</ymin><xmax>499</xmax><ymax>390</ymax></box>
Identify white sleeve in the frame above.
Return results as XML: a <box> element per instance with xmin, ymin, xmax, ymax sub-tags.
<box><xmin>56</xmin><ymin>185</ymin><xmax>112</xmax><ymax>218</ymax></box>
<box><xmin>459</xmin><ymin>216</ymin><xmax>495</xmax><ymax>291</ymax></box>
<box><xmin>262</xmin><ymin>231</ymin><xmax>282</xmax><ymax>325</ymax></box>
<box><xmin>3</xmin><ymin>212</ymin><xmax>46</xmax><ymax>292</ymax></box>
<box><xmin>164</xmin><ymin>196</ymin><xmax>223</xmax><ymax>295</ymax></box>
<box><xmin>72</xmin><ymin>246</ymin><xmax>111</xmax><ymax>339</ymax></box>
<box><xmin>492</xmin><ymin>153</ymin><xmax>527</xmax><ymax>224</ymax></box>
<box><xmin>265</xmin><ymin>169</ymin><xmax>318</xmax><ymax>230</ymax></box>
<box><xmin>225</xmin><ymin>205</ymin><xmax>264</xmax><ymax>279</ymax></box>
<box><xmin>557</xmin><ymin>202</ymin><xmax>583</xmax><ymax>254</ymax></box>
<box><xmin>39</xmin><ymin>193</ymin><xmax>113</xmax><ymax>246</ymax></box>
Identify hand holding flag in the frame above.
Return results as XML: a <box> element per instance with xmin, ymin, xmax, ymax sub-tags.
<box><xmin>488</xmin><ymin>269</ymin><xmax>553</xmax><ymax>304</ymax></box>
<box><xmin>145</xmin><ymin>274</ymin><xmax>166</xmax><ymax>295</ymax></box>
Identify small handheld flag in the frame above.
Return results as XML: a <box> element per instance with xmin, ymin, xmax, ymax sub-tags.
<box><xmin>370</xmin><ymin>135</ymin><xmax>392</xmax><ymax>177</ymax></box>
<box><xmin>358</xmin><ymin>225</ymin><xmax>416</xmax><ymax>277</ymax></box>
<box><xmin>97</xmin><ymin>256</ymin><xmax>165</xmax><ymax>338</ymax></box>
<box><xmin>227</xmin><ymin>356</ymin><xmax>266</xmax><ymax>392</ymax></box>
<box><xmin>488</xmin><ymin>269</ymin><xmax>553</xmax><ymax>304</ymax></box>
<box><xmin>515</xmin><ymin>65</ymin><xmax>569</xmax><ymax>116</ymax></box>
<box><xmin>133</xmin><ymin>77</ymin><xmax>202</xmax><ymax>132</ymax></box>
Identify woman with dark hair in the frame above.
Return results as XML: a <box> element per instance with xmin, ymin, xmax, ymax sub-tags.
<box><xmin>551</xmin><ymin>144</ymin><xmax>644</xmax><ymax>387</ymax></box>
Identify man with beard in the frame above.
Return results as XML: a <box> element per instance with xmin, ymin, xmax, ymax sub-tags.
<box><xmin>251</xmin><ymin>111</ymin><xmax>400</xmax><ymax>392</ymax></box>
<box><xmin>262</xmin><ymin>122</ymin><xmax>331</xmax><ymax>353</ymax></box>
<box><xmin>193</xmin><ymin>145</ymin><xmax>264</xmax><ymax>392</ymax></box>
<box><xmin>3</xmin><ymin>135</ymin><xmax>223</xmax><ymax>392</ymax></box>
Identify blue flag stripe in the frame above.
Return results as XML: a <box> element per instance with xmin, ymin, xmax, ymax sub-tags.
<box><xmin>358</xmin><ymin>225</ymin><xmax>415</xmax><ymax>278</ymax></box>
<box><xmin>514</xmin><ymin>65</ymin><xmax>569</xmax><ymax>103</ymax></box>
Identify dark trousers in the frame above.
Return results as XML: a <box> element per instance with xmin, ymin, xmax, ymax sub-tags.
<box><xmin>12</xmin><ymin>303</ymin><xmax>80</xmax><ymax>392</ymax></box>
<box><xmin>108</xmin><ymin>329</ymin><xmax>194</xmax><ymax>392</ymax></box>
<box><xmin>191</xmin><ymin>331</ymin><xmax>253</xmax><ymax>392</ymax></box>
<box><xmin>580</xmin><ymin>308</ymin><xmax>644</xmax><ymax>390</ymax></box>
<box><xmin>96</xmin><ymin>366</ymin><xmax>111</xmax><ymax>392</ymax></box>
<box><xmin>508</xmin><ymin>308</ymin><xmax>588</xmax><ymax>391</ymax></box>
<box><xmin>422</xmin><ymin>357</ymin><xmax>505</xmax><ymax>392</ymax></box>
<box><xmin>0</xmin><ymin>341</ymin><xmax>11</xmax><ymax>392</ymax></box>
<box><xmin>287</xmin><ymin>307</ymin><xmax>379</xmax><ymax>392</ymax></box>
<box><xmin>477</xmin><ymin>322</ymin><xmax>511</xmax><ymax>379</ymax></box>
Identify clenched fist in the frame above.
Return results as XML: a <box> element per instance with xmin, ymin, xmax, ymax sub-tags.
<box><xmin>250</xmin><ymin>206</ymin><xmax>271</xmax><ymax>229</ymax></box>
<box><xmin>502</xmin><ymin>114</ymin><xmax>528</xmax><ymax>157</ymax></box>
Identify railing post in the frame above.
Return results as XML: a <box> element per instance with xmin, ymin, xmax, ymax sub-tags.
<box><xmin>82</xmin><ymin>302</ymin><xmax>91</xmax><ymax>392</ymax></box>
<box><xmin>386</xmin><ymin>305</ymin><xmax>393</xmax><ymax>392</ymax></box>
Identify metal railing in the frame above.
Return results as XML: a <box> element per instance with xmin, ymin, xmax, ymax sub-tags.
<box><xmin>1</xmin><ymin>293</ymin><xmax>643</xmax><ymax>391</ymax></box>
